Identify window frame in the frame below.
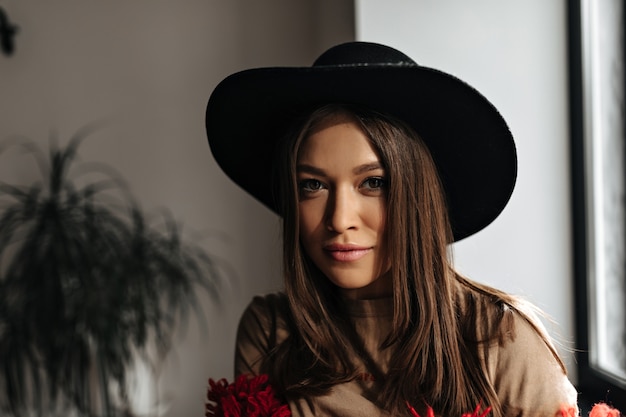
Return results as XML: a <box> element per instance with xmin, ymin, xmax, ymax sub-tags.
<box><xmin>568</xmin><ymin>0</ymin><xmax>626</xmax><ymax>410</ymax></box>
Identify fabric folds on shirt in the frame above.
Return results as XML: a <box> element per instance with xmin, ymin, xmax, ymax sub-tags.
<box><xmin>234</xmin><ymin>290</ymin><xmax>578</xmax><ymax>417</ymax></box>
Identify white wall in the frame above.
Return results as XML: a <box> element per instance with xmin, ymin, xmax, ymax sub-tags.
<box><xmin>0</xmin><ymin>1</ymin><xmax>353</xmax><ymax>416</ymax></box>
<box><xmin>356</xmin><ymin>0</ymin><xmax>576</xmax><ymax>377</ymax></box>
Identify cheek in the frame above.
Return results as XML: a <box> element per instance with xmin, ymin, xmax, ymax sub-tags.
<box><xmin>298</xmin><ymin>196</ymin><xmax>328</xmax><ymax>227</ymax></box>
<box><xmin>297</xmin><ymin>202</ymin><xmax>322</xmax><ymax>246</ymax></box>
<box><xmin>364</xmin><ymin>200</ymin><xmax>386</xmax><ymax>233</ymax></box>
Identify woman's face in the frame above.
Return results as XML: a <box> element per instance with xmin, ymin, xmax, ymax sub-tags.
<box><xmin>296</xmin><ymin>115</ymin><xmax>390</xmax><ymax>300</ymax></box>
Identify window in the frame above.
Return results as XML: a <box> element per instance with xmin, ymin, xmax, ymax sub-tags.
<box><xmin>569</xmin><ymin>0</ymin><xmax>626</xmax><ymax>410</ymax></box>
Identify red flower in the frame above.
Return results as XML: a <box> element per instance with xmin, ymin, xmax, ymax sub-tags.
<box><xmin>588</xmin><ymin>403</ymin><xmax>621</xmax><ymax>417</ymax></box>
<box><xmin>406</xmin><ymin>402</ymin><xmax>491</xmax><ymax>417</ymax></box>
<box><xmin>206</xmin><ymin>374</ymin><xmax>291</xmax><ymax>417</ymax></box>
<box><xmin>461</xmin><ymin>404</ymin><xmax>493</xmax><ymax>417</ymax></box>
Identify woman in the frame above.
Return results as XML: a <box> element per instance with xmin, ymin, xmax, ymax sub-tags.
<box><xmin>206</xmin><ymin>42</ymin><xmax>578</xmax><ymax>417</ymax></box>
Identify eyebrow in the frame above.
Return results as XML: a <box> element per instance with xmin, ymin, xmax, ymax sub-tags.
<box><xmin>296</xmin><ymin>164</ymin><xmax>326</xmax><ymax>176</ymax></box>
<box><xmin>354</xmin><ymin>162</ymin><xmax>384</xmax><ymax>175</ymax></box>
<box><xmin>296</xmin><ymin>162</ymin><xmax>384</xmax><ymax>176</ymax></box>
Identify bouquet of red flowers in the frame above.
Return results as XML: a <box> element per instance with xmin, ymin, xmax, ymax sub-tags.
<box><xmin>206</xmin><ymin>374</ymin><xmax>621</xmax><ymax>417</ymax></box>
<box><xmin>206</xmin><ymin>374</ymin><xmax>291</xmax><ymax>417</ymax></box>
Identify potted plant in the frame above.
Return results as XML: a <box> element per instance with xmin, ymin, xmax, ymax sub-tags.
<box><xmin>0</xmin><ymin>126</ymin><xmax>223</xmax><ymax>416</ymax></box>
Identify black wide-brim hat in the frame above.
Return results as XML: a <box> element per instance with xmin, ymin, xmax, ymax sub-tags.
<box><xmin>206</xmin><ymin>42</ymin><xmax>517</xmax><ymax>241</ymax></box>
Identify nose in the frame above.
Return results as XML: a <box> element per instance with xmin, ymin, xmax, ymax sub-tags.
<box><xmin>325</xmin><ymin>185</ymin><xmax>359</xmax><ymax>232</ymax></box>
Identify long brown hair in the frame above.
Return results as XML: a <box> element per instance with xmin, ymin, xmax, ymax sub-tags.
<box><xmin>265</xmin><ymin>104</ymin><xmax>566</xmax><ymax>417</ymax></box>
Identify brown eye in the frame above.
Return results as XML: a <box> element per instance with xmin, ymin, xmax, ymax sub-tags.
<box><xmin>299</xmin><ymin>179</ymin><xmax>325</xmax><ymax>193</ymax></box>
<box><xmin>361</xmin><ymin>177</ymin><xmax>387</xmax><ymax>190</ymax></box>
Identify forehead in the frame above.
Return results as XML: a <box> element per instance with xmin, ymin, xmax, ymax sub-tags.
<box><xmin>296</xmin><ymin>117</ymin><xmax>380</xmax><ymax>167</ymax></box>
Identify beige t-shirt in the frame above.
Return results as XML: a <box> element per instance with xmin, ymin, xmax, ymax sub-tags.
<box><xmin>235</xmin><ymin>292</ymin><xmax>578</xmax><ymax>417</ymax></box>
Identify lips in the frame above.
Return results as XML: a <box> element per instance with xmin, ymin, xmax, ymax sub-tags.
<box><xmin>323</xmin><ymin>243</ymin><xmax>373</xmax><ymax>262</ymax></box>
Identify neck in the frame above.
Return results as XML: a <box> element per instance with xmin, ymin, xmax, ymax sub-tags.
<box><xmin>339</xmin><ymin>271</ymin><xmax>393</xmax><ymax>300</ymax></box>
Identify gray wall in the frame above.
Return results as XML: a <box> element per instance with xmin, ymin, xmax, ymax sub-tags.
<box><xmin>0</xmin><ymin>1</ymin><xmax>353</xmax><ymax>415</ymax></box>
<box><xmin>0</xmin><ymin>1</ymin><xmax>577</xmax><ymax>415</ymax></box>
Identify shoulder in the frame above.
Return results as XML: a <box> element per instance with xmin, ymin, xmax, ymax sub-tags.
<box><xmin>237</xmin><ymin>292</ymin><xmax>291</xmax><ymax>341</ymax></box>
<box><xmin>455</xmin><ymin>276</ymin><xmax>557</xmax><ymax>350</ymax></box>
<box><xmin>455</xmin><ymin>279</ymin><xmax>578</xmax><ymax>414</ymax></box>
<box><xmin>482</xmin><ymin>299</ymin><xmax>579</xmax><ymax>415</ymax></box>
<box><xmin>235</xmin><ymin>292</ymin><xmax>291</xmax><ymax>376</ymax></box>
<box><xmin>490</xmin><ymin>308</ymin><xmax>579</xmax><ymax>415</ymax></box>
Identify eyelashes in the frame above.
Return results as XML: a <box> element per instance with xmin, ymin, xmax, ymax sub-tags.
<box><xmin>298</xmin><ymin>178</ymin><xmax>324</xmax><ymax>193</ymax></box>
<box><xmin>361</xmin><ymin>177</ymin><xmax>387</xmax><ymax>190</ymax></box>
<box><xmin>297</xmin><ymin>176</ymin><xmax>388</xmax><ymax>196</ymax></box>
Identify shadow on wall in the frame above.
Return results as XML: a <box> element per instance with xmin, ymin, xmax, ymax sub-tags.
<box><xmin>0</xmin><ymin>6</ymin><xmax>18</xmax><ymax>56</ymax></box>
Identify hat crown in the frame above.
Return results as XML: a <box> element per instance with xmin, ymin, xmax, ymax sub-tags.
<box><xmin>313</xmin><ymin>41</ymin><xmax>418</xmax><ymax>67</ymax></box>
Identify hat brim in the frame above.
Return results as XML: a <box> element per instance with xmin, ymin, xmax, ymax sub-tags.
<box><xmin>206</xmin><ymin>65</ymin><xmax>517</xmax><ymax>241</ymax></box>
